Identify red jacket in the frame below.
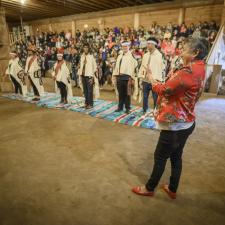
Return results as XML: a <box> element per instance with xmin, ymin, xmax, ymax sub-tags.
<box><xmin>153</xmin><ymin>60</ymin><xmax>205</xmax><ymax>123</ymax></box>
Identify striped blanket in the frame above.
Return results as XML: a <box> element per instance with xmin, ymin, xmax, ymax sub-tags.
<box><xmin>1</xmin><ymin>93</ymin><xmax>156</xmax><ymax>129</ymax></box>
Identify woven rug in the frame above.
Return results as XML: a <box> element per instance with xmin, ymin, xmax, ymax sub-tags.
<box><xmin>1</xmin><ymin>93</ymin><xmax>156</xmax><ymax>129</ymax></box>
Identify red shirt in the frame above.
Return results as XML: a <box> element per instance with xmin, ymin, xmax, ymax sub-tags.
<box><xmin>153</xmin><ymin>60</ymin><xmax>205</xmax><ymax>123</ymax></box>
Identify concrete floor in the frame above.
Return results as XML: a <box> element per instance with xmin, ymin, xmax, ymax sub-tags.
<box><xmin>0</xmin><ymin>90</ymin><xmax>225</xmax><ymax>225</ymax></box>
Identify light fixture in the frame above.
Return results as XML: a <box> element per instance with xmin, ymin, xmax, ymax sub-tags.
<box><xmin>21</xmin><ymin>0</ymin><xmax>25</xmax><ymax>5</ymax></box>
<box><xmin>84</xmin><ymin>24</ymin><xmax>88</xmax><ymax>29</ymax></box>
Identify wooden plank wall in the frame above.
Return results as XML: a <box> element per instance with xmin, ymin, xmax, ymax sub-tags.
<box><xmin>104</xmin><ymin>14</ymin><xmax>133</xmax><ymax>28</ymax></box>
<box><xmin>76</xmin><ymin>18</ymin><xmax>99</xmax><ymax>30</ymax></box>
<box><xmin>139</xmin><ymin>9</ymin><xmax>180</xmax><ymax>27</ymax></box>
<box><xmin>51</xmin><ymin>21</ymin><xmax>72</xmax><ymax>33</ymax></box>
<box><xmin>185</xmin><ymin>4</ymin><xmax>223</xmax><ymax>25</ymax></box>
<box><xmin>28</xmin><ymin>3</ymin><xmax>224</xmax><ymax>34</ymax></box>
<box><xmin>32</xmin><ymin>23</ymin><xmax>49</xmax><ymax>33</ymax></box>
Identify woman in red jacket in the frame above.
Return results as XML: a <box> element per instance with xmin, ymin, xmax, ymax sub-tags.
<box><xmin>132</xmin><ymin>38</ymin><xmax>209</xmax><ymax>199</ymax></box>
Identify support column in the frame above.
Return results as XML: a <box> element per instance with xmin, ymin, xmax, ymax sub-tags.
<box><xmin>98</xmin><ymin>18</ymin><xmax>104</xmax><ymax>33</ymax></box>
<box><xmin>29</xmin><ymin>25</ymin><xmax>33</xmax><ymax>36</ymax></box>
<box><xmin>49</xmin><ymin>23</ymin><xmax>52</xmax><ymax>32</ymax></box>
<box><xmin>72</xmin><ymin>20</ymin><xmax>76</xmax><ymax>38</ymax></box>
<box><xmin>134</xmin><ymin>13</ymin><xmax>140</xmax><ymax>29</ymax></box>
<box><xmin>0</xmin><ymin>7</ymin><xmax>11</xmax><ymax>92</ymax></box>
<box><xmin>221</xmin><ymin>0</ymin><xmax>225</xmax><ymax>24</ymax></box>
<box><xmin>178</xmin><ymin>7</ymin><xmax>185</xmax><ymax>25</ymax></box>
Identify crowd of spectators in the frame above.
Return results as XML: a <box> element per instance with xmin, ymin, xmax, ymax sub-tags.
<box><xmin>14</xmin><ymin>20</ymin><xmax>219</xmax><ymax>86</ymax></box>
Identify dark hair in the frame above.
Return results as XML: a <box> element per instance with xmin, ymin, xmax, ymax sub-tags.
<box><xmin>83</xmin><ymin>43</ymin><xmax>90</xmax><ymax>48</ymax></box>
<box><xmin>147</xmin><ymin>37</ymin><xmax>158</xmax><ymax>45</ymax></box>
<box><xmin>186</xmin><ymin>38</ymin><xmax>209</xmax><ymax>60</ymax></box>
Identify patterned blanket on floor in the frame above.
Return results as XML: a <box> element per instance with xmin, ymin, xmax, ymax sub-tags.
<box><xmin>1</xmin><ymin>93</ymin><xmax>156</xmax><ymax>129</ymax></box>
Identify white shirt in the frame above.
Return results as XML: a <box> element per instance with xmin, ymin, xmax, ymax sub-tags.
<box><xmin>156</xmin><ymin>121</ymin><xmax>194</xmax><ymax>131</ymax></box>
<box><xmin>138</xmin><ymin>49</ymin><xmax>164</xmax><ymax>82</ymax></box>
<box><xmin>52</xmin><ymin>60</ymin><xmax>70</xmax><ymax>84</ymax></box>
<box><xmin>6</xmin><ymin>58</ymin><xmax>19</xmax><ymax>76</ymax></box>
<box><xmin>113</xmin><ymin>51</ymin><xmax>138</xmax><ymax>78</ymax></box>
<box><xmin>25</xmin><ymin>55</ymin><xmax>40</xmax><ymax>74</ymax></box>
<box><xmin>77</xmin><ymin>54</ymin><xmax>97</xmax><ymax>77</ymax></box>
<box><xmin>6</xmin><ymin>57</ymin><xmax>23</xmax><ymax>81</ymax></box>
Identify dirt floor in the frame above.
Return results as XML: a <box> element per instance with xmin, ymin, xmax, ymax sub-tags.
<box><xmin>0</xmin><ymin>88</ymin><xmax>225</xmax><ymax>225</ymax></box>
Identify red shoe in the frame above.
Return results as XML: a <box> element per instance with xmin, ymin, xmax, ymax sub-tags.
<box><xmin>161</xmin><ymin>184</ymin><xmax>177</xmax><ymax>199</ymax></box>
<box><xmin>132</xmin><ymin>186</ymin><xmax>154</xmax><ymax>197</ymax></box>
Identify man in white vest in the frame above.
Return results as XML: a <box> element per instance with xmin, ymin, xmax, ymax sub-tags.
<box><xmin>113</xmin><ymin>41</ymin><xmax>138</xmax><ymax>114</ymax></box>
<box><xmin>78</xmin><ymin>44</ymin><xmax>97</xmax><ymax>109</ymax></box>
<box><xmin>138</xmin><ymin>37</ymin><xmax>164</xmax><ymax>114</ymax></box>
<box><xmin>5</xmin><ymin>50</ymin><xmax>27</xmax><ymax>97</ymax></box>
<box><xmin>52</xmin><ymin>48</ymin><xmax>73</xmax><ymax>104</ymax></box>
<box><xmin>25</xmin><ymin>46</ymin><xmax>44</xmax><ymax>101</ymax></box>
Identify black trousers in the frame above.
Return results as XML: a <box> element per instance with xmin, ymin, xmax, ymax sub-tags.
<box><xmin>56</xmin><ymin>81</ymin><xmax>68</xmax><ymax>102</ymax></box>
<box><xmin>117</xmin><ymin>78</ymin><xmax>130</xmax><ymax>110</ymax></box>
<box><xmin>28</xmin><ymin>76</ymin><xmax>40</xmax><ymax>97</ymax></box>
<box><xmin>82</xmin><ymin>76</ymin><xmax>94</xmax><ymax>106</ymax></box>
<box><xmin>146</xmin><ymin>122</ymin><xmax>195</xmax><ymax>193</ymax></box>
<box><xmin>142</xmin><ymin>81</ymin><xmax>158</xmax><ymax>111</ymax></box>
<box><xmin>10</xmin><ymin>75</ymin><xmax>22</xmax><ymax>94</ymax></box>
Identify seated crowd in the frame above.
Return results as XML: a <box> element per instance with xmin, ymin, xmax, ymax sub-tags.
<box><xmin>14</xmin><ymin>20</ymin><xmax>218</xmax><ymax>87</ymax></box>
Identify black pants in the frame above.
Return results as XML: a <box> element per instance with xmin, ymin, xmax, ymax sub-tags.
<box><xmin>82</xmin><ymin>76</ymin><xmax>94</xmax><ymax>106</ymax></box>
<box><xmin>142</xmin><ymin>81</ymin><xmax>158</xmax><ymax>111</ymax></box>
<box><xmin>56</xmin><ymin>81</ymin><xmax>68</xmax><ymax>102</ymax></box>
<box><xmin>10</xmin><ymin>75</ymin><xmax>22</xmax><ymax>94</ymax></box>
<box><xmin>117</xmin><ymin>78</ymin><xmax>130</xmax><ymax>110</ymax></box>
<box><xmin>28</xmin><ymin>76</ymin><xmax>40</xmax><ymax>97</ymax></box>
<box><xmin>146</xmin><ymin>122</ymin><xmax>195</xmax><ymax>193</ymax></box>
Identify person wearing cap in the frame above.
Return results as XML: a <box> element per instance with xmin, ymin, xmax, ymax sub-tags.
<box><xmin>52</xmin><ymin>48</ymin><xmax>73</xmax><ymax>104</ymax></box>
<box><xmin>77</xmin><ymin>44</ymin><xmax>98</xmax><ymax>109</ymax></box>
<box><xmin>25</xmin><ymin>46</ymin><xmax>44</xmax><ymax>101</ymax></box>
<box><xmin>112</xmin><ymin>41</ymin><xmax>138</xmax><ymax>114</ymax></box>
<box><xmin>5</xmin><ymin>50</ymin><xmax>27</xmax><ymax>97</ymax></box>
<box><xmin>138</xmin><ymin>37</ymin><xmax>164</xmax><ymax>114</ymax></box>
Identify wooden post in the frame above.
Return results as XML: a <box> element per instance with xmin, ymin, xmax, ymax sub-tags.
<box><xmin>98</xmin><ymin>18</ymin><xmax>104</xmax><ymax>33</ymax></box>
<box><xmin>49</xmin><ymin>23</ymin><xmax>52</xmax><ymax>32</ymax></box>
<box><xmin>0</xmin><ymin>7</ymin><xmax>11</xmax><ymax>92</ymax></box>
<box><xmin>134</xmin><ymin>13</ymin><xmax>139</xmax><ymax>29</ymax></box>
<box><xmin>221</xmin><ymin>0</ymin><xmax>225</xmax><ymax>24</ymax></box>
<box><xmin>178</xmin><ymin>7</ymin><xmax>185</xmax><ymax>25</ymax></box>
<box><xmin>72</xmin><ymin>20</ymin><xmax>76</xmax><ymax>38</ymax></box>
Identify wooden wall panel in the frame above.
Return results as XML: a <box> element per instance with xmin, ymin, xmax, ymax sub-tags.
<box><xmin>104</xmin><ymin>14</ymin><xmax>133</xmax><ymax>28</ymax></box>
<box><xmin>139</xmin><ymin>9</ymin><xmax>179</xmax><ymax>27</ymax></box>
<box><xmin>51</xmin><ymin>21</ymin><xmax>72</xmax><ymax>33</ymax></box>
<box><xmin>27</xmin><ymin>3</ymin><xmax>224</xmax><ymax>34</ymax></box>
<box><xmin>0</xmin><ymin>9</ymin><xmax>10</xmax><ymax>61</ymax></box>
<box><xmin>185</xmin><ymin>5</ymin><xmax>223</xmax><ymax>25</ymax></box>
<box><xmin>76</xmin><ymin>18</ymin><xmax>99</xmax><ymax>31</ymax></box>
<box><xmin>32</xmin><ymin>23</ymin><xmax>49</xmax><ymax>34</ymax></box>
<box><xmin>222</xmin><ymin>7</ymin><xmax>225</xmax><ymax>24</ymax></box>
